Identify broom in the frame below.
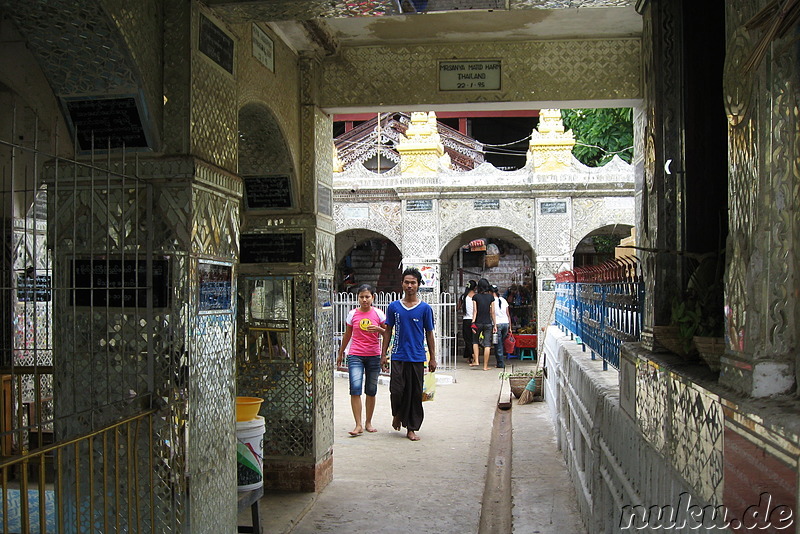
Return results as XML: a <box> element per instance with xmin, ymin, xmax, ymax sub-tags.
<box><xmin>517</xmin><ymin>376</ymin><xmax>537</xmax><ymax>405</ymax></box>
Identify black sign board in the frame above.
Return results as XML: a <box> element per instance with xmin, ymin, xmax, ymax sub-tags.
<box><xmin>65</xmin><ymin>97</ymin><xmax>148</xmax><ymax>151</ymax></box>
<box><xmin>199</xmin><ymin>262</ymin><xmax>233</xmax><ymax>311</ymax></box>
<box><xmin>474</xmin><ymin>199</ymin><xmax>500</xmax><ymax>210</ymax></box>
<box><xmin>406</xmin><ymin>199</ymin><xmax>433</xmax><ymax>212</ymax></box>
<box><xmin>71</xmin><ymin>258</ymin><xmax>170</xmax><ymax>308</ymax></box>
<box><xmin>244</xmin><ymin>175</ymin><xmax>292</xmax><ymax>209</ymax></box>
<box><xmin>240</xmin><ymin>233</ymin><xmax>304</xmax><ymax>264</ymax></box>
<box><xmin>541</xmin><ymin>201</ymin><xmax>567</xmax><ymax>214</ymax></box>
<box><xmin>199</xmin><ymin>14</ymin><xmax>234</xmax><ymax>74</ymax></box>
<box><xmin>17</xmin><ymin>275</ymin><xmax>51</xmax><ymax>302</ymax></box>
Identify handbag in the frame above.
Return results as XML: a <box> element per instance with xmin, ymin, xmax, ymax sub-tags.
<box><xmin>503</xmin><ymin>332</ymin><xmax>516</xmax><ymax>355</ymax></box>
<box><xmin>422</xmin><ymin>372</ymin><xmax>436</xmax><ymax>402</ymax></box>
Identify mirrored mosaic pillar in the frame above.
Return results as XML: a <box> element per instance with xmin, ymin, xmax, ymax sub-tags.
<box><xmin>47</xmin><ymin>157</ymin><xmax>241</xmax><ymax>532</ymax></box>
<box><xmin>720</xmin><ymin>0</ymin><xmax>799</xmax><ymax>396</ymax></box>
<box><xmin>636</xmin><ymin>0</ymin><xmax>685</xmax><ymax>351</ymax></box>
<box><xmin>237</xmin><ymin>55</ymin><xmax>335</xmax><ymax>492</ymax></box>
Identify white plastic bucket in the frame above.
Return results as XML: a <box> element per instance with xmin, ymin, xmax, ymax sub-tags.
<box><xmin>236</xmin><ymin>416</ymin><xmax>265</xmax><ymax>492</ymax></box>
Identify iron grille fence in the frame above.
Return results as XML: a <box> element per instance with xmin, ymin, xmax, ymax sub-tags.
<box><xmin>554</xmin><ymin>258</ymin><xmax>643</xmax><ymax>370</ymax></box>
<box><xmin>332</xmin><ymin>291</ymin><xmax>458</xmax><ymax>377</ymax></box>
<box><xmin>1</xmin><ymin>107</ymin><xmax>184</xmax><ymax>531</ymax></box>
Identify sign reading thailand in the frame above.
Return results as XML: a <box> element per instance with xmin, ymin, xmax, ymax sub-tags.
<box><xmin>439</xmin><ymin>60</ymin><xmax>501</xmax><ymax>91</ymax></box>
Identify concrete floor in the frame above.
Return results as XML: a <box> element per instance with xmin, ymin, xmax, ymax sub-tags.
<box><xmin>240</xmin><ymin>357</ymin><xmax>584</xmax><ymax>534</ymax></box>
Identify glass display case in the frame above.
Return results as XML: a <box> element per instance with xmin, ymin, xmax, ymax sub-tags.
<box><xmin>240</xmin><ymin>277</ymin><xmax>293</xmax><ymax>363</ymax></box>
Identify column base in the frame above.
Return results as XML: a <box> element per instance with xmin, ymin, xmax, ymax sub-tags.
<box><xmin>262</xmin><ymin>453</ymin><xmax>333</xmax><ymax>492</ymax></box>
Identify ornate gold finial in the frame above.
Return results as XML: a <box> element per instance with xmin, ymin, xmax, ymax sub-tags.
<box><xmin>333</xmin><ymin>142</ymin><xmax>344</xmax><ymax>173</ymax></box>
<box><xmin>397</xmin><ymin>112</ymin><xmax>449</xmax><ymax>176</ymax></box>
<box><xmin>527</xmin><ymin>109</ymin><xmax>576</xmax><ymax>172</ymax></box>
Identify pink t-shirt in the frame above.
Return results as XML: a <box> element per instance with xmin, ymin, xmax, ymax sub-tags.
<box><xmin>345</xmin><ymin>307</ymin><xmax>386</xmax><ymax>357</ymax></box>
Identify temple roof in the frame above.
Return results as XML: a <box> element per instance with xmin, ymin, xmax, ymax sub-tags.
<box><xmin>334</xmin><ymin>112</ymin><xmax>484</xmax><ymax>172</ymax></box>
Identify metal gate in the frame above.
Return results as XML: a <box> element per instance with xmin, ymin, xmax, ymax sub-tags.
<box><xmin>333</xmin><ymin>291</ymin><xmax>458</xmax><ymax>380</ymax></box>
<box><xmin>1</xmin><ymin>106</ymin><xmax>182</xmax><ymax>532</ymax></box>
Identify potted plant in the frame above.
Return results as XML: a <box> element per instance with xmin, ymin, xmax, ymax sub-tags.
<box><xmin>500</xmin><ymin>368</ymin><xmax>543</xmax><ymax>399</ymax></box>
<box><xmin>668</xmin><ymin>255</ymin><xmax>725</xmax><ymax>370</ymax></box>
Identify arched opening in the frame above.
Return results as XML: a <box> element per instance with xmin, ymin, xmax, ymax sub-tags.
<box><xmin>238</xmin><ymin>103</ymin><xmax>294</xmax><ymax>177</ymax></box>
<box><xmin>572</xmin><ymin>224</ymin><xmax>634</xmax><ymax>268</ymax></box>
<box><xmin>335</xmin><ymin>230</ymin><xmax>401</xmax><ymax>294</ymax></box>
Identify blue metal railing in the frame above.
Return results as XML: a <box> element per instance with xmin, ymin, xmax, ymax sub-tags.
<box><xmin>554</xmin><ymin>258</ymin><xmax>643</xmax><ymax>370</ymax></box>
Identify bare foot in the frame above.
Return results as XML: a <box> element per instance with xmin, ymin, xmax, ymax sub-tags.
<box><xmin>365</xmin><ymin>423</ymin><xmax>377</xmax><ymax>433</ymax></box>
<box><xmin>392</xmin><ymin>416</ymin><xmax>401</xmax><ymax>431</ymax></box>
<box><xmin>406</xmin><ymin>430</ymin><xmax>420</xmax><ymax>441</ymax></box>
<box><xmin>348</xmin><ymin>425</ymin><xmax>363</xmax><ymax>437</ymax></box>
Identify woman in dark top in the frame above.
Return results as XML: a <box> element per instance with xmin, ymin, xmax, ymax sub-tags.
<box><xmin>471</xmin><ymin>278</ymin><xmax>497</xmax><ymax>370</ymax></box>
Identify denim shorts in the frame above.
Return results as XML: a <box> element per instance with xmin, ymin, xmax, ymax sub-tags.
<box><xmin>476</xmin><ymin>323</ymin><xmax>494</xmax><ymax>347</ymax></box>
<box><xmin>347</xmin><ymin>355</ymin><xmax>381</xmax><ymax>396</ymax></box>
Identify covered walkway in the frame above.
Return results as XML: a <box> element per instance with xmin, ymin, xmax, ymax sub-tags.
<box><xmin>244</xmin><ymin>358</ymin><xmax>583</xmax><ymax>533</ymax></box>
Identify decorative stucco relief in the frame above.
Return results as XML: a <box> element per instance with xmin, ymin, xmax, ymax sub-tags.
<box><xmin>334</xmin><ymin>202</ymin><xmax>403</xmax><ymax>247</ymax></box>
<box><xmin>572</xmin><ymin>197</ymin><xmax>635</xmax><ymax>247</ymax></box>
<box><xmin>401</xmin><ymin>209</ymin><xmax>440</xmax><ymax>259</ymax></box>
<box><xmin>321</xmin><ymin>39</ymin><xmax>640</xmax><ymax>109</ymax></box>
<box><xmin>438</xmin><ymin>198</ymin><xmax>536</xmax><ymax>255</ymax></box>
<box><xmin>536</xmin><ymin>199</ymin><xmax>572</xmax><ymax>258</ymax></box>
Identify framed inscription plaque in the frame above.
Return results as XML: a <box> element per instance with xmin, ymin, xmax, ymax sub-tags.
<box><xmin>244</xmin><ymin>175</ymin><xmax>292</xmax><ymax>210</ymax></box>
<box><xmin>240</xmin><ymin>233</ymin><xmax>304</xmax><ymax>264</ymax></box>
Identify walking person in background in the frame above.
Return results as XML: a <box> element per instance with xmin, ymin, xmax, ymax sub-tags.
<box><xmin>381</xmin><ymin>268</ymin><xmax>437</xmax><ymax>441</ymax></box>
<box><xmin>337</xmin><ymin>284</ymin><xmax>386</xmax><ymax>437</ymax></box>
<box><xmin>492</xmin><ymin>284</ymin><xmax>510</xmax><ymax>369</ymax></box>
<box><xmin>459</xmin><ymin>280</ymin><xmax>477</xmax><ymax>363</ymax></box>
<box><xmin>471</xmin><ymin>278</ymin><xmax>497</xmax><ymax>371</ymax></box>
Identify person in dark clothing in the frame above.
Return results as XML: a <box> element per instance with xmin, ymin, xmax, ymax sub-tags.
<box><xmin>381</xmin><ymin>267</ymin><xmax>437</xmax><ymax>441</ymax></box>
<box><xmin>471</xmin><ymin>278</ymin><xmax>497</xmax><ymax>371</ymax></box>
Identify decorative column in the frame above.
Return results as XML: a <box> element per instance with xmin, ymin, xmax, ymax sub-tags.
<box><xmin>396</xmin><ymin>111</ymin><xmax>450</xmax><ymax>176</ymax></box>
<box><xmin>527</xmin><ymin>108</ymin><xmax>576</xmax><ymax>172</ymax></box>
<box><xmin>528</xmin><ymin>110</ymin><xmax>576</xmax><ymax>341</ymax></box>
<box><xmin>720</xmin><ymin>0</ymin><xmax>799</xmax><ymax>396</ymax></box>
<box><xmin>636</xmin><ymin>0</ymin><xmax>685</xmax><ymax>352</ymax></box>
<box><xmin>240</xmin><ymin>54</ymin><xmax>336</xmax><ymax>492</ymax></box>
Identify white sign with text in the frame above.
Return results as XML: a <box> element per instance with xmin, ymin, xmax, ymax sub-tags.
<box><xmin>439</xmin><ymin>60</ymin><xmax>501</xmax><ymax>91</ymax></box>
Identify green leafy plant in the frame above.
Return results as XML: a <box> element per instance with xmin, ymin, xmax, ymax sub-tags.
<box><xmin>499</xmin><ymin>369</ymin><xmax>542</xmax><ymax>381</ymax></box>
<box><xmin>670</xmin><ymin>255</ymin><xmax>725</xmax><ymax>353</ymax></box>
<box><xmin>561</xmin><ymin>108</ymin><xmax>633</xmax><ymax>167</ymax></box>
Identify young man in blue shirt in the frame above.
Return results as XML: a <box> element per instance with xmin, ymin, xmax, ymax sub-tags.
<box><xmin>381</xmin><ymin>267</ymin><xmax>437</xmax><ymax>441</ymax></box>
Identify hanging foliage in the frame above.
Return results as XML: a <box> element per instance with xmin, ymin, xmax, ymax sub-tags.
<box><xmin>561</xmin><ymin>108</ymin><xmax>634</xmax><ymax>167</ymax></box>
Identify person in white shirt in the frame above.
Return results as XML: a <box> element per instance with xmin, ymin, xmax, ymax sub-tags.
<box><xmin>459</xmin><ymin>280</ymin><xmax>477</xmax><ymax>364</ymax></box>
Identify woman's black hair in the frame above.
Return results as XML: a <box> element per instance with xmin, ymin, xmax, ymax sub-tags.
<box><xmin>355</xmin><ymin>283</ymin><xmax>376</xmax><ymax>296</ymax></box>
<box><xmin>459</xmin><ymin>279</ymin><xmax>477</xmax><ymax>308</ymax></box>
<box><xmin>477</xmin><ymin>278</ymin><xmax>491</xmax><ymax>293</ymax></box>
<box><xmin>492</xmin><ymin>284</ymin><xmax>504</xmax><ymax>309</ymax></box>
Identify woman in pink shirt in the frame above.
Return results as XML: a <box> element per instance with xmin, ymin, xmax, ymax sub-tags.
<box><xmin>336</xmin><ymin>284</ymin><xmax>387</xmax><ymax>436</ymax></box>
